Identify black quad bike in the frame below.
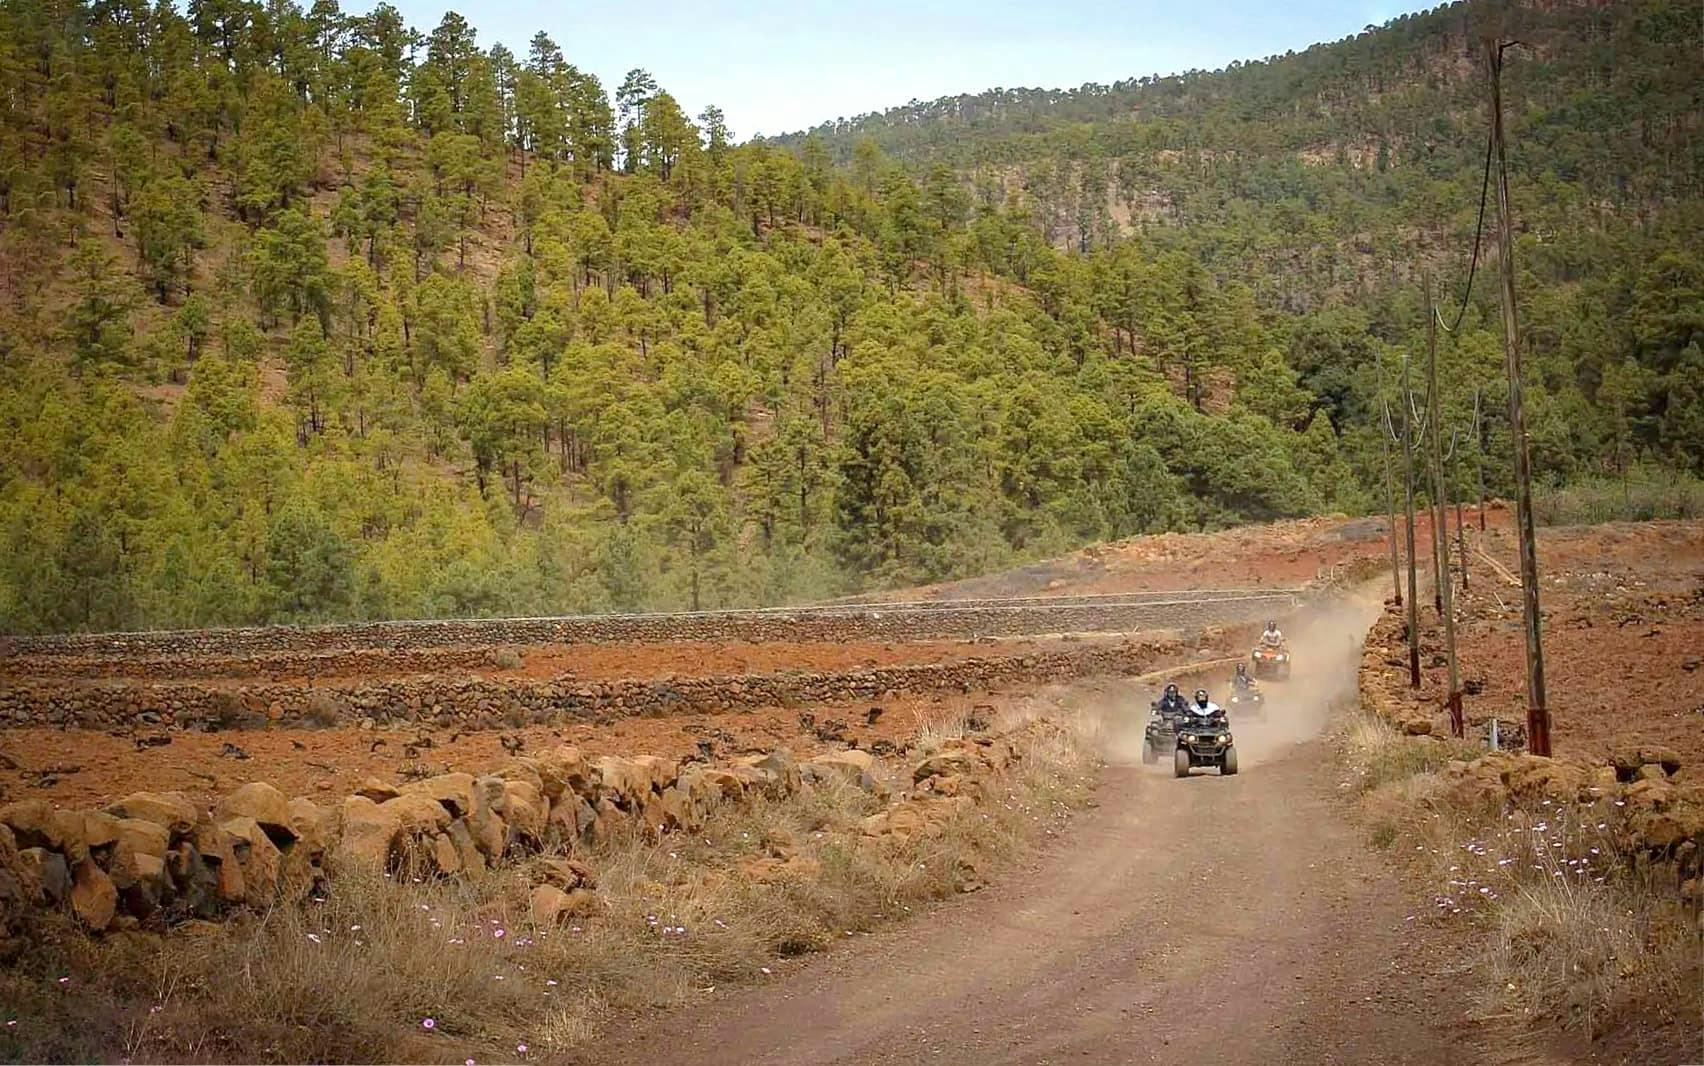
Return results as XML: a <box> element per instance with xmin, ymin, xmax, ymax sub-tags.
<box><xmin>1139</xmin><ymin>700</ymin><xmax>1181</xmax><ymax>765</ymax></box>
<box><xmin>1172</xmin><ymin>711</ymin><xmax>1239</xmax><ymax>778</ymax></box>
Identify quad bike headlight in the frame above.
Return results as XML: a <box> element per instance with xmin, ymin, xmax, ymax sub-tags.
<box><xmin>1217</xmin><ymin>733</ymin><xmax>1228</xmax><ymax>743</ymax></box>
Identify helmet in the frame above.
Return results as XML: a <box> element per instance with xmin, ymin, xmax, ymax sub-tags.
<box><xmin>1194</xmin><ymin>689</ymin><xmax>1209</xmax><ymax>704</ymax></box>
<box><xmin>1235</xmin><ymin>662</ymin><xmax>1247</xmax><ymax>675</ymax></box>
<box><xmin>1164</xmin><ymin>683</ymin><xmax>1179</xmax><ymax>696</ymax></box>
<box><xmin>1266</xmin><ymin>620</ymin><xmax>1277</xmax><ymax>629</ymax></box>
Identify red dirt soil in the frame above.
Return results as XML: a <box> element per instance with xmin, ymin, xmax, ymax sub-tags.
<box><xmin>11</xmin><ymin>510</ymin><xmax>1694</xmax><ymax>815</ymax></box>
<box><xmin>1378</xmin><ymin>519</ymin><xmax>1704</xmax><ymax>767</ymax></box>
<box><xmin>889</xmin><ymin>506</ymin><xmax>1512</xmax><ymax>600</ymax></box>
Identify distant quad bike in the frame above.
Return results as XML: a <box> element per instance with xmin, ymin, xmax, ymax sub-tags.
<box><xmin>1251</xmin><ymin>642</ymin><xmax>1292</xmax><ymax>681</ymax></box>
<box><xmin>1140</xmin><ymin>701</ymin><xmax>1181</xmax><ymax>765</ymax></box>
<box><xmin>1173</xmin><ymin>710</ymin><xmax>1238</xmax><ymax>778</ymax></box>
<box><xmin>1226</xmin><ymin>683</ymin><xmax>1265</xmax><ymax>719</ymax></box>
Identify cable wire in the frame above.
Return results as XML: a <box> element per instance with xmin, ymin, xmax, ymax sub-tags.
<box><xmin>1436</xmin><ymin>126</ymin><xmax>1493</xmax><ymax>335</ymax></box>
<box><xmin>1438</xmin><ymin>41</ymin><xmax>1521</xmax><ymax>335</ymax></box>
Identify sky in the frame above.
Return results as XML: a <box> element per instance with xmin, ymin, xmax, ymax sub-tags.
<box><xmin>379</xmin><ymin>0</ymin><xmax>1429</xmax><ymax>141</ymax></box>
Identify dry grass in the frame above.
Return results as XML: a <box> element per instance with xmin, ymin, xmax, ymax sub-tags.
<box><xmin>0</xmin><ymin>700</ymin><xmax>1100</xmax><ymax>1063</ymax></box>
<box><xmin>1339</xmin><ymin>710</ymin><xmax>1701</xmax><ymax>1045</ymax></box>
<box><xmin>1339</xmin><ymin>713</ymin><xmax>1481</xmax><ymax>796</ymax></box>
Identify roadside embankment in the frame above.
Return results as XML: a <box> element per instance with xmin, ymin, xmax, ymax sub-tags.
<box><xmin>1352</xmin><ymin>602</ymin><xmax>1701</xmax><ymax>1057</ymax></box>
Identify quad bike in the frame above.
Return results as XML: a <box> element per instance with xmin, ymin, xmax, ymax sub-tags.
<box><xmin>1140</xmin><ymin>700</ymin><xmax>1181</xmax><ymax>765</ymax></box>
<box><xmin>1251</xmin><ymin>642</ymin><xmax>1292</xmax><ymax>681</ymax></box>
<box><xmin>1174</xmin><ymin>709</ymin><xmax>1238</xmax><ymax>778</ymax></box>
<box><xmin>1226</xmin><ymin>682</ymin><xmax>1265</xmax><ymax>719</ymax></box>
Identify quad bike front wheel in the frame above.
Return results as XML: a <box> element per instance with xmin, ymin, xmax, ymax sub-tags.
<box><xmin>1222</xmin><ymin>745</ymin><xmax>1239</xmax><ymax>775</ymax></box>
<box><xmin>1141</xmin><ymin>738</ymin><xmax>1157</xmax><ymax>765</ymax></box>
<box><xmin>1174</xmin><ymin>747</ymin><xmax>1191</xmax><ymax>778</ymax></box>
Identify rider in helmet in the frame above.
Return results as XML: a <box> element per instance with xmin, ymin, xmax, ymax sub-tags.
<box><xmin>1260</xmin><ymin>620</ymin><xmax>1285</xmax><ymax>648</ymax></box>
<box><xmin>1154</xmin><ymin>682</ymin><xmax>1189</xmax><ymax>719</ymax></box>
<box><xmin>1189</xmin><ymin>688</ymin><xmax>1223</xmax><ymax>718</ymax></box>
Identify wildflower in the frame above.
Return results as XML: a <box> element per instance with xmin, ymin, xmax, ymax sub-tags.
<box><xmin>306</xmin><ymin>934</ymin><xmax>322</xmax><ymax>944</ymax></box>
<box><xmin>422</xmin><ymin>1019</ymin><xmax>436</xmax><ymax>1031</ymax></box>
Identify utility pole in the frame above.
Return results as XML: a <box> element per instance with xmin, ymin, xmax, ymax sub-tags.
<box><xmin>1473</xmin><ymin>387</ymin><xmax>1488</xmax><ymax>533</ymax></box>
<box><xmin>1415</xmin><ymin>388</ymin><xmax>1444</xmax><ymax>618</ymax></box>
<box><xmin>1450</xmin><ymin>427</ymin><xmax>1470</xmax><ymax>590</ymax></box>
<box><xmin>1378</xmin><ymin>354</ymin><xmax>1403</xmax><ymax>607</ymax></box>
<box><xmin>1399</xmin><ymin>350</ymin><xmax>1421</xmax><ymax>689</ymax></box>
<box><xmin>1426</xmin><ymin>275</ymin><xmax>1464</xmax><ymax>738</ymax></box>
<box><xmin>1410</xmin><ymin>391</ymin><xmax>1438</xmax><ymax>613</ymax></box>
<box><xmin>1488</xmin><ymin>41</ymin><xmax>1550</xmax><ymax>756</ymax></box>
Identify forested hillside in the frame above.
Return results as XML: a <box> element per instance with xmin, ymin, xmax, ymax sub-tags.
<box><xmin>0</xmin><ymin>0</ymin><xmax>1696</xmax><ymax>634</ymax></box>
<box><xmin>784</xmin><ymin>0</ymin><xmax>1702</xmax><ymax>478</ymax></box>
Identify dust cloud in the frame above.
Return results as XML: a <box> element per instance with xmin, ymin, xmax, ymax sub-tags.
<box><xmin>1104</xmin><ymin>585</ymin><xmax>1387</xmax><ymax>771</ymax></box>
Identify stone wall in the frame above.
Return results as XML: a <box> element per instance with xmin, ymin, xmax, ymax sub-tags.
<box><xmin>0</xmin><ymin>634</ymin><xmax>1216</xmax><ymax>730</ymax></box>
<box><xmin>0</xmin><ymin>713</ymin><xmax>1070</xmax><ymax>943</ymax></box>
<box><xmin>2</xmin><ymin>590</ymin><xmax>1300</xmax><ymax>661</ymax></box>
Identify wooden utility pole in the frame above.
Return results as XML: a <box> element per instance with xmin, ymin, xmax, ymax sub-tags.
<box><xmin>1378</xmin><ymin>355</ymin><xmax>1403</xmax><ymax>607</ymax></box>
<box><xmin>1426</xmin><ymin>275</ymin><xmax>1464</xmax><ymax>738</ymax></box>
<box><xmin>1450</xmin><ymin>428</ymin><xmax>1470</xmax><ymax>590</ymax></box>
<box><xmin>1399</xmin><ymin>350</ymin><xmax>1421</xmax><ymax>689</ymax></box>
<box><xmin>1473</xmin><ymin>388</ymin><xmax>1488</xmax><ymax>533</ymax></box>
<box><xmin>1417</xmin><ymin>388</ymin><xmax>1444</xmax><ymax>618</ymax></box>
<box><xmin>1488</xmin><ymin>42</ymin><xmax>1550</xmax><ymax>756</ymax></box>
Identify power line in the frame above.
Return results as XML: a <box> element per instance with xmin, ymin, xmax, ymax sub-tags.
<box><xmin>1435</xmin><ymin>127</ymin><xmax>1492</xmax><ymax>335</ymax></box>
<box><xmin>1437</xmin><ymin>42</ymin><xmax>1522</xmax><ymax>336</ymax></box>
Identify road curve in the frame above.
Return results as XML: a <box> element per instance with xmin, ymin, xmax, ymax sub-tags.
<box><xmin>581</xmin><ymin>594</ymin><xmax>1513</xmax><ymax>1066</ymax></box>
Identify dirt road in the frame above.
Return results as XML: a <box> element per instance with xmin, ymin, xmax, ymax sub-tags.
<box><xmin>585</xmin><ymin>593</ymin><xmax>1506</xmax><ymax>1065</ymax></box>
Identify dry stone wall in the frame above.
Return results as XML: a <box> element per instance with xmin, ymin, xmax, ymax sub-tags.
<box><xmin>0</xmin><ymin>710</ymin><xmax>1074</xmax><ymax>946</ymax></box>
<box><xmin>0</xmin><ymin>636</ymin><xmax>1207</xmax><ymax>729</ymax></box>
<box><xmin>2</xmin><ymin>591</ymin><xmax>1299</xmax><ymax>661</ymax></box>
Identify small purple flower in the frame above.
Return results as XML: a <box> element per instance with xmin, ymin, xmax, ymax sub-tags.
<box><xmin>422</xmin><ymin>1018</ymin><xmax>436</xmax><ymax>1031</ymax></box>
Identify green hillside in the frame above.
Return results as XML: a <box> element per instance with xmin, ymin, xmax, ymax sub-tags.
<box><xmin>782</xmin><ymin>0</ymin><xmax>1702</xmax><ymax>462</ymax></box>
<box><xmin>0</xmin><ymin>0</ymin><xmax>1697</xmax><ymax>633</ymax></box>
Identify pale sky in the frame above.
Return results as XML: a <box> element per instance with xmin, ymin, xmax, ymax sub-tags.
<box><xmin>379</xmin><ymin>1</ymin><xmax>1428</xmax><ymax>141</ymax></box>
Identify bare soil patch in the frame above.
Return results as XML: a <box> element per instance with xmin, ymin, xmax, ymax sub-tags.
<box><xmin>1387</xmin><ymin>519</ymin><xmax>1704</xmax><ymax>766</ymax></box>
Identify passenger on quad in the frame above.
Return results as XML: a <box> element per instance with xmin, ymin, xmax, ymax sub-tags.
<box><xmin>1154</xmin><ymin>683</ymin><xmax>1189</xmax><ymax>720</ymax></box>
<box><xmin>1259</xmin><ymin>621</ymin><xmax>1285</xmax><ymax>648</ymax></box>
